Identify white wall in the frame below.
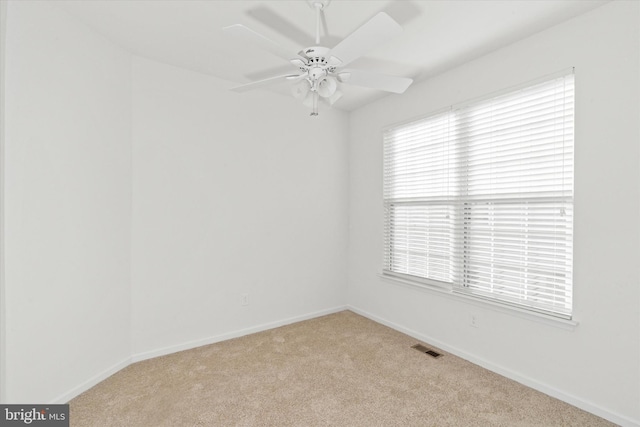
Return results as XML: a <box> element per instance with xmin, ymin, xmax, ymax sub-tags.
<box><xmin>347</xmin><ymin>1</ymin><xmax>639</xmax><ymax>425</ymax></box>
<box><xmin>130</xmin><ymin>57</ymin><xmax>349</xmax><ymax>358</ymax></box>
<box><xmin>3</xmin><ymin>2</ymin><xmax>132</xmax><ymax>402</ymax></box>
<box><xmin>1</xmin><ymin>0</ymin><xmax>349</xmax><ymax>401</ymax></box>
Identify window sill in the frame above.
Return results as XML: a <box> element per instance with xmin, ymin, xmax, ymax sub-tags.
<box><xmin>377</xmin><ymin>272</ymin><xmax>579</xmax><ymax>331</ymax></box>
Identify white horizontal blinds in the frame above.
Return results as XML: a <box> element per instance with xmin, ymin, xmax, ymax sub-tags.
<box><xmin>383</xmin><ymin>112</ymin><xmax>454</xmax><ymax>201</ymax></box>
<box><xmin>384</xmin><ymin>203</ymin><xmax>456</xmax><ymax>283</ymax></box>
<box><xmin>383</xmin><ymin>112</ymin><xmax>456</xmax><ymax>284</ymax></box>
<box><xmin>452</xmin><ymin>75</ymin><xmax>574</xmax><ymax>200</ymax></box>
<box><xmin>453</xmin><ymin>73</ymin><xmax>574</xmax><ymax>317</ymax></box>
<box><xmin>456</xmin><ymin>201</ymin><xmax>574</xmax><ymax>316</ymax></box>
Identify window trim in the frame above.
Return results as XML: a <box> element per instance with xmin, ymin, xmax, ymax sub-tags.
<box><xmin>377</xmin><ymin>271</ymin><xmax>579</xmax><ymax>330</ymax></box>
<box><xmin>382</xmin><ymin>69</ymin><xmax>575</xmax><ymax>320</ymax></box>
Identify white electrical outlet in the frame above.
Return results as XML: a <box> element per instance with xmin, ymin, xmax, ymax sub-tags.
<box><xmin>470</xmin><ymin>314</ymin><xmax>478</xmax><ymax>328</ymax></box>
<box><xmin>241</xmin><ymin>293</ymin><xmax>249</xmax><ymax>306</ymax></box>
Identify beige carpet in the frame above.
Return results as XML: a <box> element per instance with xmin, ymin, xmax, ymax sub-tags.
<box><xmin>69</xmin><ymin>311</ymin><xmax>615</xmax><ymax>426</ymax></box>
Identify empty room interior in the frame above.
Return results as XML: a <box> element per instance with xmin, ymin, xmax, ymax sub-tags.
<box><xmin>1</xmin><ymin>0</ymin><xmax>639</xmax><ymax>426</ymax></box>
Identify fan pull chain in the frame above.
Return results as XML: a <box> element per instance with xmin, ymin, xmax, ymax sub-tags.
<box><xmin>311</xmin><ymin>92</ymin><xmax>319</xmax><ymax>116</ymax></box>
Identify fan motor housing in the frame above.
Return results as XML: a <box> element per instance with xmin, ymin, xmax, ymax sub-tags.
<box><xmin>302</xmin><ymin>46</ymin><xmax>330</xmax><ymax>58</ymax></box>
<box><xmin>298</xmin><ymin>46</ymin><xmax>338</xmax><ymax>78</ymax></box>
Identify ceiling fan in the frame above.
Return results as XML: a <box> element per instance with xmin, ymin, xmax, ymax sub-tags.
<box><xmin>224</xmin><ymin>0</ymin><xmax>413</xmax><ymax>116</ymax></box>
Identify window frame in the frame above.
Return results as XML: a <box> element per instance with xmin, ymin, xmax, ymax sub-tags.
<box><xmin>382</xmin><ymin>70</ymin><xmax>575</xmax><ymax>320</ymax></box>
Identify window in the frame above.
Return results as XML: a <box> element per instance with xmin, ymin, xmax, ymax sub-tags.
<box><xmin>383</xmin><ymin>71</ymin><xmax>574</xmax><ymax>319</ymax></box>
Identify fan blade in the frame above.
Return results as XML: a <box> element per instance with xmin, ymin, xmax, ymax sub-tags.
<box><xmin>286</xmin><ymin>74</ymin><xmax>308</xmax><ymax>81</ymax></box>
<box><xmin>231</xmin><ymin>74</ymin><xmax>301</xmax><ymax>93</ymax></box>
<box><xmin>328</xmin><ymin>90</ymin><xmax>342</xmax><ymax>106</ymax></box>
<box><xmin>223</xmin><ymin>24</ymin><xmax>294</xmax><ymax>62</ymax></box>
<box><xmin>245</xmin><ymin>64</ymin><xmax>297</xmax><ymax>81</ymax></box>
<box><xmin>328</xmin><ymin>12</ymin><xmax>402</xmax><ymax>67</ymax></box>
<box><xmin>339</xmin><ymin>70</ymin><xmax>413</xmax><ymax>94</ymax></box>
<box><xmin>247</xmin><ymin>6</ymin><xmax>314</xmax><ymax>48</ymax></box>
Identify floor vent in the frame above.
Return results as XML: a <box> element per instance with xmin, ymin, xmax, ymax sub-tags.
<box><xmin>411</xmin><ymin>344</ymin><xmax>442</xmax><ymax>358</ymax></box>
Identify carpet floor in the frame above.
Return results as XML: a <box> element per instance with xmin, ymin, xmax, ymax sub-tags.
<box><xmin>69</xmin><ymin>311</ymin><xmax>615</xmax><ymax>426</ymax></box>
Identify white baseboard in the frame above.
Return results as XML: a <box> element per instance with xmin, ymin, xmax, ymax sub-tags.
<box><xmin>52</xmin><ymin>357</ymin><xmax>131</xmax><ymax>404</ymax></box>
<box><xmin>347</xmin><ymin>305</ymin><xmax>639</xmax><ymax>427</ymax></box>
<box><xmin>131</xmin><ymin>305</ymin><xmax>348</xmax><ymax>363</ymax></box>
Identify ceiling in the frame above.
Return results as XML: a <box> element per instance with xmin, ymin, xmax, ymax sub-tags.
<box><xmin>54</xmin><ymin>0</ymin><xmax>608</xmax><ymax>111</ymax></box>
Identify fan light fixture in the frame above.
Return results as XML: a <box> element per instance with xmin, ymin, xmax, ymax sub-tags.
<box><xmin>317</xmin><ymin>76</ymin><xmax>337</xmax><ymax>98</ymax></box>
<box><xmin>292</xmin><ymin>80</ymin><xmax>311</xmax><ymax>100</ymax></box>
<box><xmin>225</xmin><ymin>1</ymin><xmax>414</xmax><ymax>116</ymax></box>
